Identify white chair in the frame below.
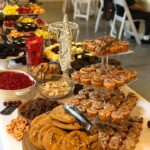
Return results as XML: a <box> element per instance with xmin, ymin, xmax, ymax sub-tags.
<box><xmin>95</xmin><ymin>0</ymin><xmax>104</xmax><ymax>32</ymax></box>
<box><xmin>110</xmin><ymin>0</ymin><xmax>143</xmax><ymax>44</ymax></box>
<box><xmin>74</xmin><ymin>0</ymin><xmax>91</xmax><ymax>21</ymax></box>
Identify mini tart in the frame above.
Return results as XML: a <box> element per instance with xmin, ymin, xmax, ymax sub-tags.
<box><xmin>103</xmin><ymin>79</ymin><xmax>116</xmax><ymax>90</ymax></box>
<box><xmin>76</xmin><ymin>105</ymin><xmax>86</xmax><ymax>113</ymax></box>
<box><xmin>71</xmin><ymin>97</ymin><xmax>81</xmax><ymax>106</ymax></box>
<box><xmin>98</xmin><ymin>109</ymin><xmax>111</xmax><ymax>121</ymax></box>
<box><xmin>103</xmin><ymin>103</ymin><xmax>116</xmax><ymax>112</ymax></box>
<box><xmin>119</xmin><ymin>74</ymin><xmax>129</xmax><ymax>83</ymax></box>
<box><xmin>61</xmin><ymin>131</ymin><xmax>89</xmax><ymax>150</ymax></box>
<box><xmin>111</xmin><ymin>111</ymin><xmax>126</xmax><ymax>123</ymax></box>
<box><xmin>79</xmin><ymin>67</ymin><xmax>92</xmax><ymax>75</ymax></box>
<box><xmin>71</xmin><ymin>71</ymin><xmax>80</xmax><ymax>81</ymax></box>
<box><xmin>89</xmin><ymin>91</ymin><xmax>100</xmax><ymax>99</ymax></box>
<box><xmin>74</xmin><ymin>94</ymin><xmax>86</xmax><ymax>101</ymax></box>
<box><xmin>119</xmin><ymin>41</ymin><xmax>129</xmax><ymax>51</ymax></box>
<box><xmin>81</xmin><ymin>100</ymin><xmax>92</xmax><ymax>108</ymax></box>
<box><xmin>87</xmin><ymin>43</ymin><xmax>96</xmax><ymax>52</ymax></box>
<box><xmin>91</xmin><ymin>76</ymin><xmax>103</xmax><ymax>88</ymax></box>
<box><xmin>91</xmin><ymin>101</ymin><xmax>103</xmax><ymax>110</ymax></box>
<box><xmin>82</xmin><ymin>40</ymin><xmax>93</xmax><ymax>49</ymax></box>
<box><xmin>128</xmin><ymin>70</ymin><xmax>137</xmax><ymax>80</ymax></box>
<box><xmin>80</xmin><ymin>74</ymin><xmax>91</xmax><ymax>85</ymax></box>
<box><xmin>87</xmin><ymin>107</ymin><xmax>98</xmax><ymax>117</ymax></box>
<box><xmin>113</xmin><ymin>76</ymin><xmax>125</xmax><ymax>87</ymax></box>
<box><xmin>42</xmin><ymin>127</ymin><xmax>67</xmax><ymax>150</ymax></box>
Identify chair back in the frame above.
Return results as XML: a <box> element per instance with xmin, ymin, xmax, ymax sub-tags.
<box><xmin>111</xmin><ymin>0</ymin><xmax>141</xmax><ymax>44</ymax></box>
<box><xmin>113</xmin><ymin>0</ymin><xmax>130</xmax><ymax>15</ymax></box>
<box><xmin>100</xmin><ymin>0</ymin><xmax>104</xmax><ymax>7</ymax></box>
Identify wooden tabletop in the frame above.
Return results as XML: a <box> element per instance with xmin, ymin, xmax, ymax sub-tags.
<box><xmin>130</xmin><ymin>1</ymin><xmax>150</xmax><ymax>13</ymax></box>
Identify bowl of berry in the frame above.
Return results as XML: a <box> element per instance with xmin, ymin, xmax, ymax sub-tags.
<box><xmin>0</xmin><ymin>69</ymin><xmax>36</xmax><ymax>101</ymax></box>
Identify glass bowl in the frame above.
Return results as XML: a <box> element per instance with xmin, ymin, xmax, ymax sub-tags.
<box><xmin>38</xmin><ymin>74</ymin><xmax>74</xmax><ymax>100</ymax></box>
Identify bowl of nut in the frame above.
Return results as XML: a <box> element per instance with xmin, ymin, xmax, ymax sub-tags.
<box><xmin>38</xmin><ymin>74</ymin><xmax>74</xmax><ymax>100</ymax></box>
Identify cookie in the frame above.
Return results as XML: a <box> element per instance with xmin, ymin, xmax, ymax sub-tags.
<box><xmin>88</xmin><ymin>134</ymin><xmax>98</xmax><ymax>143</ymax></box>
<box><xmin>61</xmin><ymin>131</ymin><xmax>89</xmax><ymax>150</ymax></box>
<box><xmin>29</xmin><ymin>124</ymin><xmax>45</xmax><ymax>149</ymax></box>
<box><xmin>29</xmin><ymin>113</ymin><xmax>52</xmax><ymax>149</ymax></box>
<box><xmin>51</xmin><ymin>118</ymin><xmax>82</xmax><ymax>130</ymax></box>
<box><xmin>42</xmin><ymin>127</ymin><xmax>67</xmax><ymax>150</ymax></box>
<box><xmin>31</xmin><ymin>112</ymin><xmax>50</xmax><ymax>126</ymax></box>
<box><xmin>90</xmin><ymin>141</ymin><xmax>98</xmax><ymax>150</ymax></box>
<box><xmin>50</xmin><ymin>105</ymin><xmax>76</xmax><ymax>124</ymax></box>
<box><xmin>38</xmin><ymin>123</ymin><xmax>54</xmax><ymax>148</ymax></box>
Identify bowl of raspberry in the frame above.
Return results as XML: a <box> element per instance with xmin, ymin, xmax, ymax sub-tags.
<box><xmin>0</xmin><ymin>69</ymin><xmax>36</xmax><ymax>101</ymax></box>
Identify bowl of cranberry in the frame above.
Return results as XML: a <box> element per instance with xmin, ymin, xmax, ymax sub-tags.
<box><xmin>0</xmin><ymin>69</ymin><xmax>36</xmax><ymax>101</ymax></box>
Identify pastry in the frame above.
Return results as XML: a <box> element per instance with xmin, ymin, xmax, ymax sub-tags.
<box><xmin>80</xmin><ymin>74</ymin><xmax>91</xmax><ymax>85</ymax></box>
<box><xmin>87</xmin><ymin>43</ymin><xmax>96</xmax><ymax>52</ymax></box>
<box><xmin>91</xmin><ymin>76</ymin><xmax>103</xmax><ymax>88</ymax></box>
<box><xmin>99</xmin><ymin>109</ymin><xmax>112</xmax><ymax>121</ymax></box>
<box><xmin>76</xmin><ymin>105</ymin><xmax>86</xmax><ymax>113</ymax></box>
<box><xmin>113</xmin><ymin>76</ymin><xmax>125</xmax><ymax>86</ymax></box>
<box><xmin>71</xmin><ymin>71</ymin><xmax>80</xmax><ymax>81</ymax></box>
<box><xmin>28</xmin><ymin>63</ymin><xmax>61</xmax><ymax>80</ymax></box>
<box><xmin>42</xmin><ymin>127</ymin><xmax>67</xmax><ymax>150</ymax></box>
<box><xmin>50</xmin><ymin>105</ymin><xmax>76</xmax><ymax>124</ymax></box>
<box><xmin>91</xmin><ymin>101</ymin><xmax>103</xmax><ymax>110</ymax></box>
<box><xmin>103</xmin><ymin>79</ymin><xmax>116</xmax><ymax>90</ymax></box>
<box><xmin>128</xmin><ymin>71</ymin><xmax>137</xmax><ymax>80</ymax></box>
<box><xmin>107</xmin><ymin>133</ymin><xmax>122</xmax><ymax>150</ymax></box>
<box><xmin>61</xmin><ymin>131</ymin><xmax>89</xmax><ymax>150</ymax></box>
<box><xmin>81</xmin><ymin>100</ymin><xmax>92</xmax><ymax>108</ymax></box>
<box><xmin>87</xmin><ymin>107</ymin><xmax>98</xmax><ymax>117</ymax></box>
<box><xmin>79</xmin><ymin>67</ymin><xmax>92</xmax><ymax>74</ymax></box>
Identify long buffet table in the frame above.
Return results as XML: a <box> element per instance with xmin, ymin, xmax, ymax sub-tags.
<box><xmin>0</xmin><ymin>63</ymin><xmax>150</xmax><ymax>150</ymax></box>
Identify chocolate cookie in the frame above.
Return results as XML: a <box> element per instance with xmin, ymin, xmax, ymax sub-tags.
<box><xmin>38</xmin><ymin>124</ymin><xmax>54</xmax><ymax>148</ymax></box>
<box><xmin>51</xmin><ymin>118</ymin><xmax>82</xmax><ymax>130</ymax></box>
<box><xmin>42</xmin><ymin>127</ymin><xmax>67</xmax><ymax>150</ymax></box>
<box><xmin>50</xmin><ymin>105</ymin><xmax>76</xmax><ymax>124</ymax></box>
<box><xmin>31</xmin><ymin>112</ymin><xmax>51</xmax><ymax>126</ymax></box>
<box><xmin>29</xmin><ymin>113</ymin><xmax>52</xmax><ymax>149</ymax></box>
<box><xmin>62</xmin><ymin>131</ymin><xmax>89</xmax><ymax>150</ymax></box>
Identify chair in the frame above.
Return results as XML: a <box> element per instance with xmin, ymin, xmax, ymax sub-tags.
<box><xmin>95</xmin><ymin>0</ymin><xmax>104</xmax><ymax>32</ymax></box>
<box><xmin>110</xmin><ymin>0</ymin><xmax>143</xmax><ymax>44</ymax></box>
<box><xmin>74</xmin><ymin>0</ymin><xmax>91</xmax><ymax>21</ymax></box>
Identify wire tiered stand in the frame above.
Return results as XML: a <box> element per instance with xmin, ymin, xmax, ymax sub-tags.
<box><xmin>48</xmin><ymin>14</ymin><xmax>79</xmax><ymax>75</ymax></box>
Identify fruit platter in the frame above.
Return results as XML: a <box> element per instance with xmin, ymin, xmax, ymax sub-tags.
<box><xmin>7</xmin><ymin>29</ymin><xmax>49</xmax><ymax>40</ymax></box>
<box><xmin>0</xmin><ymin>42</ymin><xmax>25</xmax><ymax>60</ymax></box>
<box><xmin>4</xmin><ymin>17</ymin><xmax>47</xmax><ymax>30</ymax></box>
<box><xmin>0</xmin><ymin>69</ymin><xmax>36</xmax><ymax>100</ymax></box>
<box><xmin>3</xmin><ymin>4</ymin><xmax>45</xmax><ymax>16</ymax></box>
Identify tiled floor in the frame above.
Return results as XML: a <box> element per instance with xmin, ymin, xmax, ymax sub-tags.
<box><xmin>40</xmin><ymin>1</ymin><xmax>150</xmax><ymax>101</ymax></box>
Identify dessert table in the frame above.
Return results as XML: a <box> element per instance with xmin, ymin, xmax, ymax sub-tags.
<box><xmin>0</xmin><ymin>63</ymin><xmax>150</xmax><ymax>150</ymax></box>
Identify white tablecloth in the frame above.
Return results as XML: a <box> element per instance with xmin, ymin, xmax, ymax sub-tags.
<box><xmin>0</xmin><ymin>60</ymin><xmax>150</xmax><ymax>150</ymax></box>
<box><xmin>0</xmin><ymin>86</ymin><xmax>150</xmax><ymax>150</ymax></box>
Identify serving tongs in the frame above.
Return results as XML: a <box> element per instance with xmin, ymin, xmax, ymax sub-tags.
<box><xmin>64</xmin><ymin>104</ymin><xmax>98</xmax><ymax>134</ymax></box>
